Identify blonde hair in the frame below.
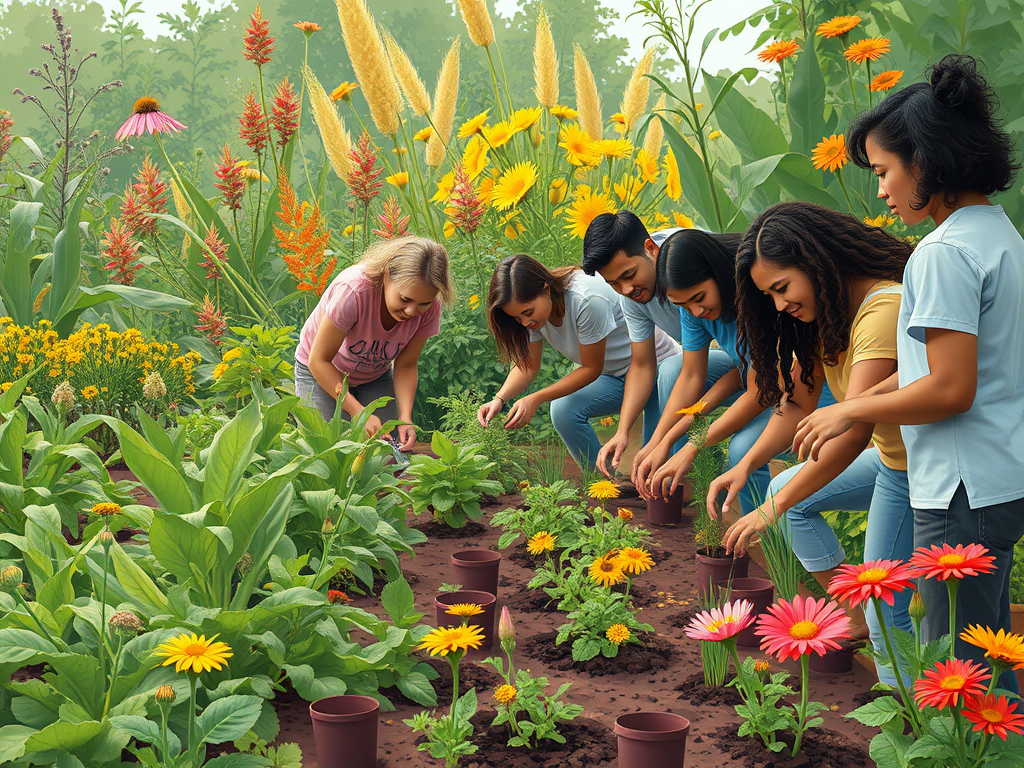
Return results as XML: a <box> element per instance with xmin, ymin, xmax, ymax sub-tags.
<box><xmin>360</xmin><ymin>236</ymin><xmax>454</xmax><ymax>305</ymax></box>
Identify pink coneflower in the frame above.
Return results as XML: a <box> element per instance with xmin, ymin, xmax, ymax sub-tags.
<box><xmin>115</xmin><ymin>97</ymin><xmax>187</xmax><ymax>141</ymax></box>
<box><xmin>685</xmin><ymin>599</ymin><xmax>754</xmax><ymax>643</ymax></box>
<box><xmin>755</xmin><ymin>595</ymin><xmax>852</xmax><ymax>661</ymax></box>
<box><xmin>827</xmin><ymin>559</ymin><xmax>917</xmax><ymax>609</ymax></box>
<box><xmin>910</xmin><ymin>543</ymin><xmax>996</xmax><ymax>582</ymax></box>
<box><xmin>913</xmin><ymin>658</ymin><xmax>990</xmax><ymax>711</ymax></box>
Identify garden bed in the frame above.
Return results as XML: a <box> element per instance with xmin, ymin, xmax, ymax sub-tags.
<box><xmin>272</xmin><ymin>491</ymin><xmax>881</xmax><ymax>767</ymax></box>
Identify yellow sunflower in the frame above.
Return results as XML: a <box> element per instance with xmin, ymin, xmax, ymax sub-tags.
<box><xmin>527</xmin><ymin>530</ymin><xmax>556</xmax><ymax>555</ymax></box>
<box><xmin>589</xmin><ymin>554</ymin><xmax>625</xmax><ymax>587</ymax></box>
<box><xmin>491</xmin><ymin>162</ymin><xmax>538</xmax><ymax>210</ymax></box>
<box><xmin>844</xmin><ymin>37</ymin><xmax>891</xmax><ymax>64</ymax></box>
<box><xmin>458</xmin><ymin>109</ymin><xmax>491</xmax><ymax>138</ymax></box>
<box><xmin>614</xmin><ymin>174</ymin><xmax>645</xmax><ymax>206</ymax></box>
<box><xmin>484</xmin><ymin>120</ymin><xmax>515</xmax><ymax>148</ymax></box>
<box><xmin>563</xmin><ymin>186</ymin><xmax>615</xmax><ymax>238</ymax></box>
<box><xmin>81</xmin><ymin>385</ymin><xmax>99</xmax><ymax>399</ymax></box>
<box><xmin>618</xmin><ymin>507</ymin><xmax>634</xmax><ymax>521</ymax></box>
<box><xmin>558</xmin><ymin>124</ymin><xmax>601</xmax><ymax>167</ymax></box>
<box><xmin>816</xmin><ymin>15</ymin><xmax>862</xmax><ymax>38</ymax></box>
<box><xmin>549</xmin><ymin>178</ymin><xmax>568</xmax><ymax>205</ymax></box>
<box><xmin>417</xmin><ymin>624</ymin><xmax>485</xmax><ymax>657</ymax></box>
<box><xmin>614</xmin><ymin>546</ymin><xmax>655</xmax><ymax>575</ymax></box>
<box><xmin>550</xmin><ymin>105</ymin><xmax>578</xmax><ymax>120</ymax></box>
<box><xmin>588</xmin><ymin>480</ymin><xmax>620</xmax><ymax>500</ymax></box>
<box><xmin>610</xmin><ymin>112</ymin><xmax>627</xmax><ymax>133</ymax></box>
<box><xmin>431</xmin><ymin>171</ymin><xmax>455</xmax><ymax>203</ymax></box>
<box><xmin>811</xmin><ymin>134</ymin><xmax>848</xmax><ymax>172</ymax></box>
<box><xmin>446</xmin><ymin>603</ymin><xmax>484</xmax><ymax>618</ymax></box>
<box><xmin>635</xmin><ymin>148</ymin><xmax>659</xmax><ymax>184</ymax></box>
<box><xmin>606</xmin><ymin>624</ymin><xmax>631</xmax><ymax>644</ymax></box>
<box><xmin>155</xmin><ymin>632</ymin><xmax>233</xmax><ymax>674</ymax></box>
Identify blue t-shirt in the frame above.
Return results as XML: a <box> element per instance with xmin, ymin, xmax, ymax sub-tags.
<box><xmin>897</xmin><ymin>205</ymin><xmax>1024</xmax><ymax>509</ymax></box>
<box><xmin>679</xmin><ymin>309</ymin><xmax>743</xmax><ymax>371</ymax></box>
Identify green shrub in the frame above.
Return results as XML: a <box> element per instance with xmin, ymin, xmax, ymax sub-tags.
<box><xmin>406</xmin><ymin>431</ymin><xmax>503</xmax><ymax>527</ymax></box>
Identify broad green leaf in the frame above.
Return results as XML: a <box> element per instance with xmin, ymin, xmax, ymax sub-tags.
<box><xmin>105</xmin><ymin>419</ymin><xmax>192</xmax><ymax>515</ymax></box>
<box><xmin>23</xmin><ymin>718</ymin><xmax>103</xmax><ymax>753</ymax></box>
<box><xmin>150</xmin><ymin>511</ymin><xmax>220</xmax><ymax>592</ymax></box>
<box><xmin>0</xmin><ymin>628</ymin><xmax>58</xmax><ymax>663</ymax></box>
<box><xmin>281</xmin><ymin>664</ymin><xmax>347</xmax><ymax>701</ymax></box>
<box><xmin>395</xmin><ymin>672</ymin><xmax>436</xmax><ymax>706</ymax></box>
<box><xmin>662</xmin><ymin>121</ymin><xmax>740</xmax><ymax>231</ymax></box>
<box><xmin>204</xmin><ymin>753</ymin><xmax>272</xmax><ymax>768</ymax></box>
<box><xmin>1</xmin><ymin>202</ymin><xmax>42</xmax><ymax>325</ymax></box>
<box><xmin>49</xmin><ymin>176</ymin><xmax>94</xmax><ymax>323</ymax></box>
<box><xmin>196</xmin><ymin>695</ymin><xmax>263</xmax><ymax>744</ymax></box>
<box><xmin>0</xmin><ymin>408</ymin><xmax>27</xmax><ymax>483</ymax></box>
<box><xmin>380</xmin><ymin>578</ymin><xmax>417</xmax><ymax>625</ymax></box>
<box><xmin>787</xmin><ymin>35</ymin><xmax>827</xmax><ymax>156</ymax></box>
<box><xmin>78</xmin><ymin>284</ymin><xmax>192</xmax><ymax>312</ymax></box>
<box><xmin>203</xmin><ymin>400</ymin><xmax>261</xmax><ymax>506</ymax></box>
<box><xmin>0</xmin><ymin>724</ymin><xmax>35</xmax><ymax>762</ymax></box>
<box><xmin>704</xmin><ymin>72</ymin><xmax>788</xmax><ymax>162</ymax></box>
<box><xmin>0</xmin><ymin>373</ymin><xmax>33</xmax><ymax>416</ymax></box>
<box><xmin>846</xmin><ymin>695</ymin><xmax>904</xmax><ymax>727</ymax></box>
<box><xmin>109</xmin><ymin>543</ymin><xmax>170</xmax><ymax>616</ymax></box>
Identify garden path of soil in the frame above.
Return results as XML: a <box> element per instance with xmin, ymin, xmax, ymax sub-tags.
<box><xmin>274</xmin><ymin>490</ymin><xmax>882</xmax><ymax>767</ymax></box>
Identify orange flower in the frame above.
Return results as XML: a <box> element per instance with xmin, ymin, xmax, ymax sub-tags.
<box><xmin>811</xmin><ymin>134</ymin><xmax>848</xmax><ymax>173</ymax></box>
<box><xmin>844</xmin><ymin>38</ymin><xmax>891</xmax><ymax>65</ymax></box>
<box><xmin>271</xmin><ymin>77</ymin><xmax>299</xmax><ymax>148</ymax></box>
<box><xmin>294</xmin><ymin>21</ymin><xmax>321</xmax><ymax>37</ymax></box>
<box><xmin>275</xmin><ymin>174</ymin><xmax>335</xmax><ymax>295</ymax></box>
<box><xmin>963</xmin><ymin>694</ymin><xmax>1024</xmax><ymax>740</ymax></box>
<box><xmin>757</xmin><ymin>40</ymin><xmax>799</xmax><ymax>64</ymax></box>
<box><xmin>243</xmin><ymin>5</ymin><xmax>275</xmax><ymax>66</ymax></box>
<box><xmin>199</xmin><ymin>222</ymin><xmax>229</xmax><ymax>281</ymax></box>
<box><xmin>816</xmin><ymin>15</ymin><xmax>861</xmax><ymax>38</ymax></box>
<box><xmin>870</xmin><ymin>70</ymin><xmax>904</xmax><ymax>92</ymax></box>
<box><xmin>330</xmin><ymin>82</ymin><xmax>359</xmax><ymax>102</ymax></box>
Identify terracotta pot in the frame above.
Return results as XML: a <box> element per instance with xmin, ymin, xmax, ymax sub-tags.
<box><xmin>809</xmin><ymin>644</ymin><xmax>856</xmax><ymax>674</ymax></box>
<box><xmin>309</xmin><ymin>694</ymin><xmax>380</xmax><ymax>768</ymax></box>
<box><xmin>450</xmin><ymin>549</ymin><xmax>501</xmax><ymax>597</ymax></box>
<box><xmin>434</xmin><ymin>589</ymin><xmax>496</xmax><ymax>649</ymax></box>
<box><xmin>694</xmin><ymin>550</ymin><xmax>750</xmax><ymax>602</ymax></box>
<box><xmin>615</xmin><ymin>711</ymin><xmax>690</xmax><ymax>768</ymax></box>
<box><xmin>647</xmin><ymin>487</ymin><xmax>685</xmax><ymax>526</ymax></box>
<box><xmin>1012</xmin><ymin>604</ymin><xmax>1024</xmax><ymax>691</ymax></box>
<box><xmin>718</xmin><ymin>577</ymin><xmax>774</xmax><ymax>648</ymax></box>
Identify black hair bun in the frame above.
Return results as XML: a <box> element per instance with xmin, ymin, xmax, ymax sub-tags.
<box><xmin>929</xmin><ymin>54</ymin><xmax>990</xmax><ymax>114</ymax></box>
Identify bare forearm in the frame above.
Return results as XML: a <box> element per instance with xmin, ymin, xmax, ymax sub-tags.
<box><xmin>703</xmin><ymin>390</ymin><xmax>768</xmax><ymax>449</ymax></box>
<box><xmin>734</xmin><ymin>402</ymin><xmax>805</xmax><ymax>475</ymax></box>
<box><xmin>309</xmin><ymin>358</ymin><xmax>363</xmax><ymax>416</ymax></box>
<box><xmin>618</xmin><ymin>360</ymin><xmax>657</xmax><ymax>434</ymax></box>
<box><xmin>845</xmin><ymin>376</ymin><xmax>971</xmax><ymax>426</ymax></box>
<box><xmin>496</xmin><ymin>366</ymin><xmax>538</xmax><ymax>402</ymax></box>
<box><xmin>393</xmin><ymin>365</ymin><xmax>418</xmax><ymax>422</ymax></box>
<box><xmin>660</xmin><ymin>369</ymin><xmax>743</xmax><ymax>445</ymax></box>
<box><xmin>766</xmin><ymin>427</ymin><xmax>872</xmax><ymax>515</ymax></box>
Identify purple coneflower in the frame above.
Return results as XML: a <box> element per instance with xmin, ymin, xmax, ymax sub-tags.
<box><xmin>116</xmin><ymin>97</ymin><xmax>187</xmax><ymax>141</ymax></box>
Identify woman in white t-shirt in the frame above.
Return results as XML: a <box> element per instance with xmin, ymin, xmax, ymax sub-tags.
<box><xmin>477</xmin><ymin>254</ymin><xmax>677</xmax><ymax>470</ymax></box>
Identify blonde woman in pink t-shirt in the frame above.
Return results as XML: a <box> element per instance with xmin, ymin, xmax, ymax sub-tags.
<box><xmin>294</xmin><ymin>236</ymin><xmax>453</xmax><ymax>447</ymax></box>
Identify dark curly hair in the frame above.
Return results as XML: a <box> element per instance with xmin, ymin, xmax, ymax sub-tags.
<box><xmin>736</xmin><ymin>202</ymin><xmax>912</xmax><ymax>409</ymax></box>
<box><xmin>848</xmin><ymin>54</ymin><xmax>1020</xmax><ymax>210</ymax></box>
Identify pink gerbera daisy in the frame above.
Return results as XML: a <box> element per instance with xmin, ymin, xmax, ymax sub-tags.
<box><xmin>755</xmin><ymin>595</ymin><xmax>852</xmax><ymax>661</ymax></box>
<box><xmin>913</xmin><ymin>658</ymin><xmax>990</xmax><ymax>711</ymax></box>
<box><xmin>827</xmin><ymin>559</ymin><xmax>917</xmax><ymax>609</ymax></box>
<box><xmin>909</xmin><ymin>543</ymin><xmax>996</xmax><ymax>581</ymax></box>
<box><xmin>684</xmin><ymin>599</ymin><xmax>754</xmax><ymax>643</ymax></box>
<box><xmin>115</xmin><ymin>97</ymin><xmax>187</xmax><ymax>142</ymax></box>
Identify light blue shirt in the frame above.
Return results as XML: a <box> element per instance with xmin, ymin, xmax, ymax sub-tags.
<box><xmin>897</xmin><ymin>205</ymin><xmax>1024</xmax><ymax>509</ymax></box>
<box><xmin>679</xmin><ymin>310</ymin><xmax>743</xmax><ymax>372</ymax></box>
<box><xmin>619</xmin><ymin>227</ymin><xmax>684</xmax><ymax>343</ymax></box>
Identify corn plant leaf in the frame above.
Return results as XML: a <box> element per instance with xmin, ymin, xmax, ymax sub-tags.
<box><xmin>1</xmin><ymin>201</ymin><xmax>42</xmax><ymax>325</ymax></box>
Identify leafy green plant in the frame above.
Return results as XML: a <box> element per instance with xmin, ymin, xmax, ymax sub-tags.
<box><xmin>406</xmin><ymin>431</ymin><xmax>502</xmax><ymax>528</ymax></box>
<box><xmin>209</xmin><ymin>324</ymin><xmax>297</xmax><ymax>405</ymax></box>
<box><xmin>491</xmin><ymin>480</ymin><xmax>587</xmax><ymax>551</ymax></box>
<box><xmin>729</xmin><ymin>657</ymin><xmax>795</xmax><ymax>753</ymax></box>
<box><xmin>687</xmin><ymin>411</ymin><xmax>727</xmax><ymax>553</ymax></box>
<box><xmin>405</xmin><ymin>689</ymin><xmax>478</xmax><ymax>768</ymax></box>
<box><xmin>556</xmin><ymin>591</ymin><xmax>655</xmax><ymax>661</ymax></box>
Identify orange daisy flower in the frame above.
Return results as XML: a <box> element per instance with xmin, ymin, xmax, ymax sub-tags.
<box><xmin>869</xmin><ymin>70</ymin><xmax>904</xmax><ymax>92</ymax></box>
<box><xmin>757</xmin><ymin>40</ymin><xmax>799</xmax><ymax>64</ymax></box>
<box><xmin>844</xmin><ymin>37</ymin><xmax>891</xmax><ymax>65</ymax></box>
<box><xmin>816</xmin><ymin>15</ymin><xmax>861</xmax><ymax>38</ymax></box>
<box><xmin>811</xmin><ymin>134</ymin><xmax>847</xmax><ymax>172</ymax></box>
<box><xmin>913</xmin><ymin>658</ymin><xmax>990</xmax><ymax>710</ymax></box>
<box><xmin>963</xmin><ymin>694</ymin><xmax>1024</xmax><ymax>740</ymax></box>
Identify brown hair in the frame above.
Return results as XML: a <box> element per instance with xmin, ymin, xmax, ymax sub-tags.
<box><xmin>360</xmin><ymin>235</ymin><xmax>454</xmax><ymax>304</ymax></box>
<box><xmin>487</xmin><ymin>254</ymin><xmax>577</xmax><ymax>369</ymax></box>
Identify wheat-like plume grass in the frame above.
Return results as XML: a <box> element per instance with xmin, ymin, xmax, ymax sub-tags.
<box><xmin>573</xmin><ymin>44</ymin><xmax>602</xmax><ymax>141</ymax></box>
<box><xmin>383</xmin><ymin>31</ymin><xmax>431</xmax><ymax>116</ymax></box>
<box><xmin>334</xmin><ymin>0</ymin><xmax>401</xmax><ymax>135</ymax></box>
<box><xmin>302</xmin><ymin>65</ymin><xmax>353</xmax><ymax>179</ymax></box>
<box><xmin>426</xmin><ymin>37</ymin><xmax>461</xmax><ymax>167</ymax></box>
<box><xmin>457</xmin><ymin>0</ymin><xmax>495</xmax><ymax>47</ymax></box>
<box><xmin>643</xmin><ymin>94</ymin><xmax>667</xmax><ymax>163</ymax></box>
<box><xmin>534</xmin><ymin>10</ymin><xmax>558</xmax><ymax>109</ymax></box>
<box><xmin>621</xmin><ymin>47</ymin><xmax>655</xmax><ymax>133</ymax></box>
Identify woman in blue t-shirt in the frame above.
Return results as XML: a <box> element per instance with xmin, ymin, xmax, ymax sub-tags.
<box><xmin>794</xmin><ymin>55</ymin><xmax>1024</xmax><ymax>688</ymax></box>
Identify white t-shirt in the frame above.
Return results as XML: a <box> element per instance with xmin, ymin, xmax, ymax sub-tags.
<box><xmin>529</xmin><ymin>272</ymin><xmax>678</xmax><ymax>376</ymax></box>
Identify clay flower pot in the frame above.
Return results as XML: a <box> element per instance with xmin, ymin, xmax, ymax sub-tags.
<box><xmin>450</xmin><ymin>548</ymin><xmax>501</xmax><ymax>597</ymax></box>
<box><xmin>694</xmin><ymin>549</ymin><xmax>750</xmax><ymax>601</ymax></box>
<box><xmin>434</xmin><ymin>589</ymin><xmax>496</xmax><ymax>649</ymax></box>
<box><xmin>717</xmin><ymin>577</ymin><xmax>774</xmax><ymax>648</ymax></box>
<box><xmin>309</xmin><ymin>694</ymin><xmax>380</xmax><ymax>768</ymax></box>
<box><xmin>809</xmin><ymin>644</ymin><xmax>856</xmax><ymax>674</ymax></box>
<box><xmin>647</xmin><ymin>487</ymin><xmax>686</xmax><ymax>526</ymax></box>
<box><xmin>615</xmin><ymin>711</ymin><xmax>690</xmax><ymax>768</ymax></box>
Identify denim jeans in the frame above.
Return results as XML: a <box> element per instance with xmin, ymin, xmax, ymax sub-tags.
<box><xmin>772</xmin><ymin>448</ymin><xmax>915</xmax><ymax>686</ymax></box>
<box><xmin>916</xmin><ymin>484</ymin><xmax>1024</xmax><ymax>694</ymax></box>
<box><xmin>654</xmin><ymin>349</ymin><xmax>738</xmax><ymax>453</ymax></box>
<box><xmin>293</xmin><ymin>360</ymin><xmax>399</xmax><ymax>423</ymax></box>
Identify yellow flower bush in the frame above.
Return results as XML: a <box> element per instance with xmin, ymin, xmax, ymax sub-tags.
<box><xmin>0</xmin><ymin>318</ymin><xmax>198</xmax><ymax>415</ymax></box>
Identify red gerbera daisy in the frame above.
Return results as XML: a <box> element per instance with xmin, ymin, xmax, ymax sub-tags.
<box><xmin>827</xmin><ymin>559</ymin><xmax>917</xmax><ymax>609</ymax></box>
<box><xmin>755</xmin><ymin>595</ymin><xmax>852</xmax><ymax>661</ymax></box>
<box><xmin>963</xmin><ymin>694</ymin><xmax>1024</xmax><ymax>740</ymax></box>
<box><xmin>913</xmin><ymin>658</ymin><xmax>990</xmax><ymax>711</ymax></box>
<box><xmin>909</xmin><ymin>543</ymin><xmax>996</xmax><ymax>581</ymax></box>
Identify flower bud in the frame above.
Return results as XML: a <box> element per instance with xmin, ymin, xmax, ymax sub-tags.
<box><xmin>530</xmin><ymin>124</ymin><xmax>542</xmax><ymax>148</ymax></box>
<box><xmin>100</xmin><ymin>531</ymin><xmax>115</xmax><ymax>547</ymax></box>
<box><xmin>108</xmin><ymin>610</ymin><xmax>144</xmax><ymax>637</ymax></box>
<box><xmin>499</xmin><ymin>606</ymin><xmax>515</xmax><ymax>644</ymax></box>
<box><xmin>548</xmin><ymin>179</ymin><xmax>567</xmax><ymax>205</ymax></box>
<box><xmin>321</xmin><ymin>519</ymin><xmax>336</xmax><ymax>535</ymax></box>
<box><xmin>909</xmin><ymin>591</ymin><xmax>926</xmax><ymax>622</ymax></box>
<box><xmin>155</xmin><ymin>684</ymin><xmax>176</xmax><ymax>704</ymax></box>
<box><xmin>754</xmin><ymin>659</ymin><xmax>770</xmax><ymax>678</ymax></box>
<box><xmin>0</xmin><ymin>565</ymin><xmax>24</xmax><ymax>590</ymax></box>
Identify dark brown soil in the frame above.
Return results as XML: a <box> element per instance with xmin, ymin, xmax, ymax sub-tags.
<box><xmin>674</xmin><ymin>671</ymin><xmax>744</xmax><ymax>707</ymax></box>
<box><xmin>708</xmin><ymin>723</ymin><xmax>872</xmax><ymax>767</ymax></box>
<box><xmin>519</xmin><ymin>630</ymin><xmax>677</xmax><ymax>676</ymax></box>
<box><xmin>463</xmin><ymin>709</ymin><xmax>616</xmax><ymax>768</ymax></box>
<box><xmin>505</xmin><ymin>586</ymin><xmax>559</xmax><ymax>614</ymax></box>
<box><xmin>666</xmin><ymin>607</ymin><xmax>702</xmax><ymax>629</ymax></box>
<box><xmin>412</xmin><ymin>519</ymin><xmax>488</xmax><ymax>539</ymax></box>
<box><xmin>425</xmin><ymin>656</ymin><xmax>505</xmax><ymax>708</ymax></box>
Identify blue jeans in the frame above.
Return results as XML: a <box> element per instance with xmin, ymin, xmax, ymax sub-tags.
<box><xmin>916</xmin><ymin>484</ymin><xmax>1024</xmax><ymax>694</ymax></box>
<box><xmin>653</xmin><ymin>349</ymin><xmax>738</xmax><ymax>453</ymax></box>
<box><xmin>772</xmin><ymin>448</ymin><xmax>914</xmax><ymax>686</ymax></box>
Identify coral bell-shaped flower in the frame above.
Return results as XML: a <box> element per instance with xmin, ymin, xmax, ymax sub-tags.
<box><xmin>239</xmin><ymin>91</ymin><xmax>270</xmax><ymax>154</ymax></box>
<box><xmin>271</xmin><ymin>78</ymin><xmax>299</xmax><ymax>149</ymax></box>
<box><xmin>214</xmin><ymin>146</ymin><xmax>246</xmax><ymax>210</ymax></box>
<box><xmin>199</xmin><ymin>222</ymin><xmax>229</xmax><ymax>280</ymax></box>
<box><xmin>242</xmin><ymin>5</ymin><xmax>275</xmax><ymax>67</ymax></box>
<box><xmin>275</xmin><ymin>174</ymin><xmax>335</xmax><ymax>295</ymax></box>
<box><xmin>195</xmin><ymin>295</ymin><xmax>227</xmax><ymax>346</ymax></box>
<box><xmin>347</xmin><ymin>131</ymin><xmax>383</xmax><ymax>206</ymax></box>
<box><xmin>372</xmin><ymin>196</ymin><xmax>410</xmax><ymax>239</ymax></box>
<box><xmin>449</xmin><ymin>163</ymin><xmax>486</xmax><ymax>236</ymax></box>
<box><xmin>115</xmin><ymin>97</ymin><xmax>187</xmax><ymax>141</ymax></box>
<box><xmin>102</xmin><ymin>217</ymin><xmax>142</xmax><ymax>285</ymax></box>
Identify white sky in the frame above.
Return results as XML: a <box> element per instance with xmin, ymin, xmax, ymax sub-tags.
<box><xmin>73</xmin><ymin>0</ymin><xmax>768</xmax><ymax>75</ymax></box>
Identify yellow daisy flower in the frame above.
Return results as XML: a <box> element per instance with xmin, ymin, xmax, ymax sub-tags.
<box><xmin>588</xmin><ymin>480</ymin><xmax>620</xmax><ymax>500</ymax></box>
<box><xmin>155</xmin><ymin>632</ymin><xmax>233</xmax><ymax>674</ymax></box>
<box><xmin>417</xmin><ymin>625</ymin><xmax>485</xmax><ymax>656</ymax></box>
<box><xmin>491</xmin><ymin>162</ymin><xmax>538</xmax><ymax>210</ymax></box>
<box><xmin>446</xmin><ymin>603</ymin><xmax>484</xmax><ymax>618</ymax></box>
<box><xmin>614</xmin><ymin>546</ymin><xmax>655</xmax><ymax>575</ymax></box>
<box><xmin>606</xmin><ymin>623</ymin><xmax>631</xmax><ymax>644</ymax></box>
<box><xmin>527</xmin><ymin>531</ymin><xmax>556</xmax><ymax>555</ymax></box>
<box><xmin>589</xmin><ymin>554</ymin><xmax>625</xmax><ymax>587</ymax></box>
<box><xmin>458</xmin><ymin>109</ymin><xmax>491</xmax><ymax>138</ymax></box>
<box><xmin>494</xmin><ymin>684</ymin><xmax>517</xmax><ymax>705</ymax></box>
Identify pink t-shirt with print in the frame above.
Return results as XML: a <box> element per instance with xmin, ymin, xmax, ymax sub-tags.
<box><xmin>295</xmin><ymin>264</ymin><xmax>441</xmax><ymax>386</ymax></box>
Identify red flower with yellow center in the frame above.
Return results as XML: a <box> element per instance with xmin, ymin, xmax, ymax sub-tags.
<box><xmin>910</xmin><ymin>543</ymin><xmax>996</xmax><ymax>581</ymax></box>
<box><xmin>963</xmin><ymin>694</ymin><xmax>1024</xmax><ymax>740</ymax></box>
<box><xmin>827</xmin><ymin>559</ymin><xmax>917</xmax><ymax>609</ymax></box>
<box><xmin>913</xmin><ymin>658</ymin><xmax>990</xmax><ymax>710</ymax></box>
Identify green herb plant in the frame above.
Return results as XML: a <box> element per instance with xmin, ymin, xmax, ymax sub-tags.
<box><xmin>406</xmin><ymin>431</ymin><xmax>502</xmax><ymax>528</ymax></box>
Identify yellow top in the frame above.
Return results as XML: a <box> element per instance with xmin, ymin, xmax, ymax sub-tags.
<box><xmin>823</xmin><ymin>280</ymin><xmax>907</xmax><ymax>471</ymax></box>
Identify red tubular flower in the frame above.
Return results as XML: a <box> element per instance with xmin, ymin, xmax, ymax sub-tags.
<box><xmin>195</xmin><ymin>295</ymin><xmax>227</xmax><ymax>346</ymax></box>
<box><xmin>120</xmin><ymin>182</ymin><xmax>157</xmax><ymax>238</ymax></box>
<box><xmin>271</xmin><ymin>78</ymin><xmax>299</xmax><ymax>149</ymax></box>
<box><xmin>827</xmin><ymin>559</ymin><xmax>918</xmax><ymax>609</ymax></box>
<box><xmin>449</xmin><ymin>162</ymin><xmax>486</xmax><ymax>236</ymax></box>
<box><xmin>102</xmin><ymin>217</ymin><xmax>142</xmax><ymax>285</ymax></box>
<box><xmin>199</xmin><ymin>222</ymin><xmax>229</xmax><ymax>280</ymax></box>
<box><xmin>913</xmin><ymin>658</ymin><xmax>990</xmax><ymax>711</ymax></box>
<box><xmin>910</xmin><ymin>543</ymin><xmax>997</xmax><ymax>581</ymax></box>
<box><xmin>0</xmin><ymin>110</ymin><xmax>14</xmax><ymax>165</ymax></box>
<box><xmin>347</xmin><ymin>131</ymin><xmax>383</xmax><ymax>206</ymax></box>
<box><xmin>238</xmin><ymin>91</ymin><xmax>270</xmax><ymax>154</ymax></box>
<box><xmin>372</xmin><ymin>196</ymin><xmax>410</xmax><ymax>239</ymax></box>
<box><xmin>962</xmin><ymin>694</ymin><xmax>1024</xmax><ymax>740</ymax></box>
<box><xmin>243</xmin><ymin>4</ymin><xmax>275</xmax><ymax>67</ymax></box>
<box><xmin>213</xmin><ymin>145</ymin><xmax>246</xmax><ymax>210</ymax></box>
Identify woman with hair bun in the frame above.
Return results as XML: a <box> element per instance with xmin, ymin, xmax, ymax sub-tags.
<box><xmin>793</xmin><ymin>55</ymin><xmax>1024</xmax><ymax>687</ymax></box>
